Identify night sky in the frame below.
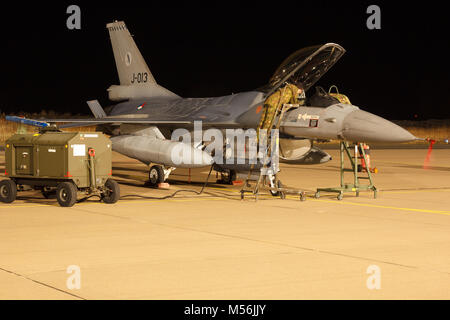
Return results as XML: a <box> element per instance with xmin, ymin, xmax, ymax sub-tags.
<box><xmin>1</xmin><ymin>1</ymin><xmax>449</xmax><ymax>120</ymax></box>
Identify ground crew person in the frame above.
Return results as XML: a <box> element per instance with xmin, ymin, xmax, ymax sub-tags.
<box><xmin>256</xmin><ymin>83</ymin><xmax>303</xmax><ymax>173</ymax></box>
<box><xmin>357</xmin><ymin>143</ymin><xmax>377</xmax><ymax>173</ymax></box>
<box><xmin>257</xmin><ymin>83</ymin><xmax>302</xmax><ymax>138</ymax></box>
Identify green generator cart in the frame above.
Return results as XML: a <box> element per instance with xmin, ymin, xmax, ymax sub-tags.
<box><xmin>0</xmin><ymin>130</ymin><xmax>120</xmax><ymax>207</ymax></box>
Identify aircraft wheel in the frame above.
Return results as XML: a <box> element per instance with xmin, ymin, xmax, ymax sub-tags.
<box><xmin>314</xmin><ymin>192</ymin><xmax>320</xmax><ymax>199</ymax></box>
<box><xmin>56</xmin><ymin>182</ymin><xmax>77</xmax><ymax>207</ymax></box>
<box><xmin>270</xmin><ymin>179</ymin><xmax>281</xmax><ymax>197</ymax></box>
<box><xmin>0</xmin><ymin>180</ymin><xmax>17</xmax><ymax>203</ymax></box>
<box><xmin>148</xmin><ymin>165</ymin><xmax>164</xmax><ymax>187</ymax></box>
<box><xmin>102</xmin><ymin>179</ymin><xmax>120</xmax><ymax>204</ymax></box>
<box><xmin>337</xmin><ymin>193</ymin><xmax>344</xmax><ymax>201</ymax></box>
<box><xmin>226</xmin><ymin>170</ymin><xmax>237</xmax><ymax>185</ymax></box>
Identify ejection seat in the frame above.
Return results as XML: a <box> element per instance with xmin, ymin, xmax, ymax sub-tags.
<box><xmin>307</xmin><ymin>86</ymin><xmax>340</xmax><ymax>107</ymax></box>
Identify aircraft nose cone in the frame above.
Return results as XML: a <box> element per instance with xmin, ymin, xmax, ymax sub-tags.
<box><xmin>342</xmin><ymin>109</ymin><xmax>417</xmax><ymax>143</ymax></box>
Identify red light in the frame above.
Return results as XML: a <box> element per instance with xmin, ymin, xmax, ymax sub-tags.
<box><xmin>423</xmin><ymin>139</ymin><xmax>436</xmax><ymax>170</ymax></box>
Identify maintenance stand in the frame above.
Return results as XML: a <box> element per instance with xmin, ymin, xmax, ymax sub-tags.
<box><xmin>315</xmin><ymin>141</ymin><xmax>377</xmax><ymax>200</ymax></box>
<box><xmin>240</xmin><ymin>103</ymin><xmax>307</xmax><ymax>202</ymax></box>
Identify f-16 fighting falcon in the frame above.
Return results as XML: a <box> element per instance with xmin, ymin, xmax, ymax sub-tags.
<box><xmin>8</xmin><ymin>20</ymin><xmax>417</xmax><ymax>187</ymax></box>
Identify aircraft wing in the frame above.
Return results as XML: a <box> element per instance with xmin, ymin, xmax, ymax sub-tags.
<box><xmin>55</xmin><ymin>118</ymin><xmax>243</xmax><ymax>129</ymax></box>
<box><xmin>57</xmin><ymin>119</ymin><xmax>192</xmax><ymax>128</ymax></box>
<box><xmin>5</xmin><ymin>115</ymin><xmax>240</xmax><ymax>129</ymax></box>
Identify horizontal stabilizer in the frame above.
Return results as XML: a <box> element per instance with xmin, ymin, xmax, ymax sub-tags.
<box><xmin>5</xmin><ymin>116</ymin><xmax>49</xmax><ymax>128</ymax></box>
<box><xmin>87</xmin><ymin>100</ymin><xmax>107</xmax><ymax>118</ymax></box>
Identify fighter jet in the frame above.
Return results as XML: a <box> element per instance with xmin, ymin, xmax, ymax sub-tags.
<box><xmin>8</xmin><ymin>20</ymin><xmax>416</xmax><ymax>186</ymax></box>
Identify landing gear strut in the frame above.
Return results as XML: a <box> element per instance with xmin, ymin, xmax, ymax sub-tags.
<box><xmin>148</xmin><ymin>165</ymin><xmax>175</xmax><ymax>187</ymax></box>
<box><xmin>215</xmin><ymin>168</ymin><xmax>237</xmax><ymax>185</ymax></box>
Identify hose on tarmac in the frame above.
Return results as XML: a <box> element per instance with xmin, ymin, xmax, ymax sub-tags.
<box><xmin>119</xmin><ymin>165</ymin><xmax>214</xmax><ymax>200</ymax></box>
<box><xmin>77</xmin><ymin>165</ymin><xmax>215</xmax><ymax>203</ymax></box>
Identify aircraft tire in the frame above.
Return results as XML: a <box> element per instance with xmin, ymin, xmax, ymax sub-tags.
<box><xmin>227</xmin><ymin>170</ymin><xmax>237</xmax><ymax>185</ymax></box>
<box><xmin>148</xmin><ymin>165</ymin><xmax>164</xmax><ymax>187</ymax></box>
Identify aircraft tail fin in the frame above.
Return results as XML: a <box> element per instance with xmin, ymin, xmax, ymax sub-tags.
<box><xmin>107</xmin><ymin>21</ymin><xmax>156</xmax><ymax>86</ymax></box>
<box><xmin>86</xmin><ymin>100</ymin><xmax>107</xmax><ymax>118</ymax></box>
<box><xmin>106</xmin><ymin>21</ymin><xmax>179</xmax><ymax>100</ymax></box>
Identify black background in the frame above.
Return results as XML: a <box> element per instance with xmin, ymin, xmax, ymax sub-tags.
<box><xmin>1</xmin><ymin>1</ymin><xmax>449</xmax><ymax>120</ymax></box>
<box><xmin>0</xmin><ymin>300</ymin><xmax>445</xmax><ymax>317</ymax></box>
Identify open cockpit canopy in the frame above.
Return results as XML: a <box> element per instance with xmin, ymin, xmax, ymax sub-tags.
<box><xmin>260</xmin><ymin>43</ymin><xmax>346</xmax><ymax>96</ymax></box>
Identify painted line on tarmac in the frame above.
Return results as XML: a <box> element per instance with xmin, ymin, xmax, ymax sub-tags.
<box><xmin>1</xmin><ymin>186</ymin><xmax>450</xmax><ymax>216</ymax></box>
<box><xmin>207</xmin><ymin>186</ymin><xmax>450</xmax><ymax>215</ymax></box>
<box><xmin>0</xmin><ymin>204</ymin><xmax>51</xmax><ymax>209</ymax></box>
<box><xmin>311</xmin><ymin>199</ymin><xmax>450</xmax><ymax>216</ymax></box>
<box><xmin>378</xmin><ymin>188</ymin><xmax>450</xmax><ymax>194</ymax></box>
<box><xmin>379</xmin><ymin>160</ymin><xmax>450</xmax><ymax>167</ymax></box>
<box><xmin>0</xmin><ymin>196</ymin><xmax>234</xmax><ymax>210</ymax></box>
<box><xmin>209</xmin><ymin>185</ymin><xmax>450</xmax><ymax>199</ymax></box>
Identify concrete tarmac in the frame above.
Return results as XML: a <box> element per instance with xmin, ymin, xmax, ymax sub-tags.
<box><xmin>0</xmin><ymin>148</ymin><xmax>449</xmax><ymax>299</ymax></box>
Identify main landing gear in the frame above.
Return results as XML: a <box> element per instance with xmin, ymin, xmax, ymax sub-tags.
<box><xmin>147</xmin><ymin>165</ymin><xmax>174</xmax><ymax>187</ymax></box>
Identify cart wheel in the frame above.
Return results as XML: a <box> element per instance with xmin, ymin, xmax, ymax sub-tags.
<box><xmin>0</xmin><ymin>180</ymin><xmax>17</xmax><ymax>203</ymax></box>
<box><xmin>56</xmin><ymin>182</ymin><xmax>77</xmax><ymax>207</ymax></box>
<box><xmin>240</xmin><ymin>191</ymin><xmax>244</xmax><ymax>200</ymax></box>
<box><xmin>148</xmin><ymin>165</ymin><xmax>164</xmax><ymax>187</ymax></box>
<box><xmin>356</xmin><ymin>191</ymin><xmax>360</xmax><ymax>197</ymax></box>
<box><xmin>314</xmin><ymin>192</ymin><xmax>320</xmax><ymax>199</ymax></box>
<box><xmin>102</xmin><ymin>179</ymin><xmax>120</xmax><ymax>204</ymax></box>
<box><xmin>300</xmin><ymin>192</ymin><xmax>306</xmax><ymax>202</ymax></box>
<box><xmin>337</xmin><ymin>193</ymin><xmax>343</xmax><ymax>201</ymax></box>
